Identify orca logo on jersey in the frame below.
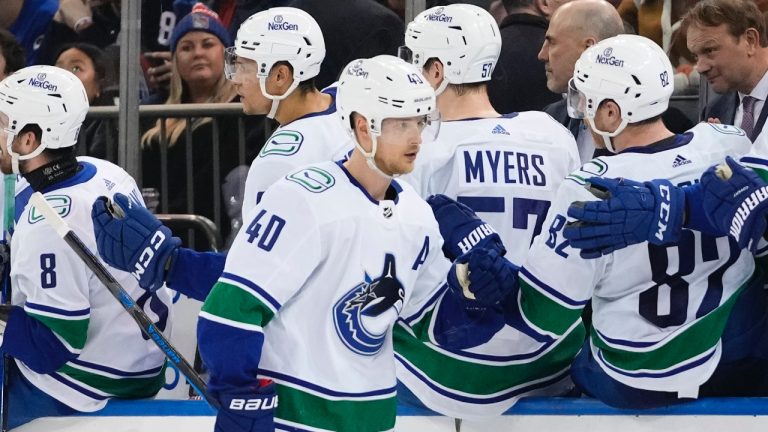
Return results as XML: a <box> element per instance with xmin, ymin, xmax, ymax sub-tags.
<box><xmin>333</xmin><ymin>254</ymin><xmax>404</xmax><ymax>356</ymax></box>
<box><xmin>458</xmin><ymin>223</ymin><xmax>497</xmax><ymax>254</ymax></box>
<box><xmin>654</xmin><ymin>184</ymin><xmax>672</xmax><ymax>241</ymax></box>
<box><xmin>730</xmin><ymin>185</ymin><xmax>768</xmax><ymax>239</ymax></box>
<box><xmin>132</xmin><ymin>230</ymin><xmax>167</xmax><ymax>280</ymax></box>
<box><xmin>29</xmin><ymin>195</ymin><xmax>72</xmax><ymax>224</ymax></box>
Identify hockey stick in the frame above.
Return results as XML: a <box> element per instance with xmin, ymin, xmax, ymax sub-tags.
<box><xmin>28</xmin><ymin>192</ymin><xmax>220</xmax><ymax>410</ymax></box>
<box><xmin>1</xmin><ymin>174</ymin><xmax>14</xmax><ymax>432</ymax></box>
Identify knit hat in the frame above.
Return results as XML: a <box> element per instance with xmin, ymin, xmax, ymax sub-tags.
<box><xmin>170</xmin><ymin>3</ymin><xmax>232</xmax><ymax>53</ymax></box>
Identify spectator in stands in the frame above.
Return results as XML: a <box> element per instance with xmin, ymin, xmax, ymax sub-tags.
<box><xmin>687</xmin><ymin>0</ymin><xmax>768</xmax><ymax>142</ymax></box>
<box><xmin>539</xmin><ymin>0</ymin><xmax>625</xmax><ymax>162</ymax></box>
<box><xmin>2</xmin><ymin>0</ymin><xmax>58</xmax><ymax>65</ymax></box>
<box><xmin>0</xmin><ymin>28</ymin><xmax>25</xmax><ymax>80</ymax></box>
<box><xmin>54</xmin><ymin>43</ymin><xmax>116</xmax><ymax>159</ymax></box>
<box><xmin>140</xmin><ymin>3</ymin><xmax>253</xmax><ymax>242</ymax></box>
<box><xmin>287</xmin><ymin>0</ymin><xmax>405</xmax><ymax>89</ymax></box>
<box><xmin>488</xmin><ymin>0</ymin><xmax>561</xmax><ymax>113</ymax></box>
<box><xmin>617</xmin><ymin>0</ymin><xmax>701</xmax><ymax>94</ymax></box>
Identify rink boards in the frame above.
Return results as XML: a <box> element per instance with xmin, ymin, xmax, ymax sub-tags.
<box><xmin>12</xmin><ymin>397</ymin><xmax>768</xmax><ymax>431</ymax></box>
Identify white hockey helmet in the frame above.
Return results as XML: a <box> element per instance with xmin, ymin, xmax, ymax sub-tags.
<box><xmin>226</xmin><ymin>7</ymin><xmax>325</xmax><ymax>118</ymax></box>
<box><xmin>567</xmin><ymin>34</ymin><xmax>674</xmax><ymax>153</ymax></box>
<box><xmin>0</xmin><ymin>65</ymin><xmax>89</xmax><ymax>173</ymax></box>
<box><xmin>401</xmin><ymin>4</ymin><xmax>501</xmax><ymax>95</ymax></box>
<box><xmin>336</xmin><ymin>55</ymin><xmax>436</xmax><ymax>175</ymax></box>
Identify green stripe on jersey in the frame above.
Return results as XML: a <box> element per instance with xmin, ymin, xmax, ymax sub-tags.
<box><xmin>27</xmin><ymin>313</ymin><xmax>89</xmax><ymax>350</ymax></box>
<box><xmin>58</xmin><ymin>362</ymin><xmax>166</xmax><ymax>398</ymax></box>
<box><xmin>276</xmin><ymin>383</ymin><xmax>395</xmax><ymax>431</ymax></box>
<box><xmin>393</xmin><ymin>322</ymin><xmax>584</xmax><ymax>396</ymax></box>
<box><xmin>593</xmin><ymin>282</ymin><xmax>746</xmax><ymax>372</ymax></box>
<box><xmin>520</xmin><ymin>279</ymin><xmax>584</xmax><ymax>336</ymax></box>
<box><xmin>201</xmin><ymin>281</ymin><xmax>275</xmax><ymax>327</ymax></box>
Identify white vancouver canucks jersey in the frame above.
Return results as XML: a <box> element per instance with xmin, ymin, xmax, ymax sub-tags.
<box><xmin>200</xmin><ymin>161</ymin><xmax>452</xmax><ymax>431</ymax></box>
<box><xmin>520</xmin><ymin>123</ymin><xmax>754</xmax><ymax>395</ymax></box>
<box><xmin>242</xmin><ymin>86</ymin><xmax>354</xmax><ymax>213</ymax></box>
<box><xmin>10</xmin><ymin>157</ymin><xmax>173</xmax><ymax>411</ymax></box>
<box><xmin>405</xmin><ymin>112</ymin><xmax>580</xmax><ymax>265</ymax></box>
<box><xmin>395</xmin><ymin>113</ymin><xmax>580</xmax><ymax>418</ymax></box>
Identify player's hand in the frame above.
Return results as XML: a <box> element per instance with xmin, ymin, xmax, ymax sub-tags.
<box><xmin>215</xmin><ymin>379</ymin><xmax>277</xmax><ymax>432</ymax></box>
<box><xmin>701</xmin><ymin>156</ymin><xmax>768</xmax><ymax>252</ymax></box>
<box><xmin>447</xmin><ymin>247</ymin><xmax>518</xmax><ymax>308</ymax></box>
<box><xmin>427</xmin><ymin>194</ymin><xmax>506</xmax><ymax>261</ymax></box>
<box><xmin>91</xmin><ymin>193</ymin><xmax>181</xmax><ymax>292</ymax></box>
<box><xmin>563</xmin><ymin>177</ymin><xmax>685</xmax><ymax>258</ymax></box>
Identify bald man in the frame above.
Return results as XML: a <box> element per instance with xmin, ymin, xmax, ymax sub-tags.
<box><xmin>539</xmin><ymin>0</ymin><xmax>625</xmax><ymax>162</ymax></box>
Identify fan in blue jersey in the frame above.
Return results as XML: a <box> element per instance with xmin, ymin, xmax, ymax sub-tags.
<box><xmin>394</xmin><ymin>4</ymin><xmax>583</xmax><ymax>418</ymax></box>
<box><xmin>459</xmin><ymin>35</ymin><xmax>768</xmax><ymax>409</ymax></box>
<box><xmin>0</xmin><ymin>66</ymin><xmax>174</xmax><ymax>429</ymax></box>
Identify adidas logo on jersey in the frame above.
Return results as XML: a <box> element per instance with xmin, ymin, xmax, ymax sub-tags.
<box><xmin>492</xmin><ymin>124</ymin><xmax>510</xmax><ymax>135</ymax></box>
<box><xmin>103</xmin><ymin>179</ymin><xmax>116</xmax><ymax>190</ymax></box>
<box><xmin>672</xmin><ymin>155</ymin><xmax>692</xmax><ymax>168</ymax></box>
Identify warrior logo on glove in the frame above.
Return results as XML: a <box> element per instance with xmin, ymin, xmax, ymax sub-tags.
<box><xmin>333</xmin><ymin>254</ymin><xmax>404</xmax><ymax>356</ymax></box>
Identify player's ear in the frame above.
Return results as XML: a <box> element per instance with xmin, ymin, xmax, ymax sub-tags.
<box><xmin>352</xmin><ymin>113</ymin><xmax>371</xmax><ymax>146</ymax></box>
<box><xmin>584</xmin><ymin>37</ymin><xmax>597</xmax><ymax>49</ymax></box>
<box><xmin>15</xmin><ymin>130</ymin><xmax>40</xmax><ymax>155</ymax></box>
<box><xmin>270</xmin><ymin>63</ymin><xmax>294</xmax><ymax>92</ymax></box>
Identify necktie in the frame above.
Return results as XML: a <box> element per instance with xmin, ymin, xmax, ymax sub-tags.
<box><xmin>740</xmin><ymin>95</ymin><xmax>757</xmax><ymax>139</ymax></box>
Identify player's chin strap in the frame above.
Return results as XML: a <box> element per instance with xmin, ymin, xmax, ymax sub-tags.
<box><xmin>353</xmin><ymin>133</ymin><xmax>398</xmax><ymax>179</ymax></box>
<box><xmin>259</xmin><ymin>77</ymin><xmax>301</xmax><ymax>119</ymax></box>
<box><xmin>434</xmin><ymin>77</ymin><xmax>450</xmax><ymax>97</ymax></box>
<box><xmin>585</xmin><ymin>116</ymin><xmax>629</xmax><ymax>154</ymax></box>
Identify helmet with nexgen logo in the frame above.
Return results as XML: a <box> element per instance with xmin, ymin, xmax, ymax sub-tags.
<box><xmin>0</xmin><ymin>65</ymin><xmax>88</xmax><ymax>174</ymax></box>
<box><xmin>225</xmin><ymin>7</ymin><xmax>325</xmax><ymax>118</ymax></box>
<box><xmin>401</xmin><ymin>4</ymin><xmax>501</xmax><ymax>95</ymax></box>
<box><xmin>567</xmin><ymin>34</ymin><xmax>674</xmax><ymax>153</ymax></box>
<box><xmin>336</xmin><ymin>55</ymin><xmax>436</xmax><ymax>176</ymax></box>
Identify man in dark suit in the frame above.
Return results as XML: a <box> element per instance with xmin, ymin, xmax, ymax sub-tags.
<box><xmin>538</xmin><ymin>0</ymin><xmax>624</xmax><ymax>162</ymax></box>
<box><xmin>688</xmin><ymin>0</ymin><xmax>768</xmax><ymax>142</ymax></box>
<box><xmin>488</xmin><ymin>0</ymin><xmax>561</xmax><ymax>113</ymax></box>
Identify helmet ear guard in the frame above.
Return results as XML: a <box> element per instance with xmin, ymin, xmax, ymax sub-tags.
<box><xmin>402</xmin><ymin>4</ymin><xmax>501</xmax><ymax>95</ymax></box>
<box><xmin>336</xmin><ymin>55</ymin><xmax>437</xmax><ymax>177</ymax></box>
<box><xmin>227</xmin><ymin>7</ymin><xmax>326</xmax><ymax>118</ymax></box>
<box><xmin>0</xmin><ymin>65</ymin><xmax>89</xmax><ymax>173</ymax></box>
<box><xmin>568</xmin><ymin>34</ymin><xmax>674</xmax><ymax>153</ymax></box>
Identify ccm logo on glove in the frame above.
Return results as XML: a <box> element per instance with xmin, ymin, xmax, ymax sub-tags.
<box><xmin>655</xmin><ymin>184</ymin><xmax>672</xmax><ymax>242</ymax></box>
<box><xmin>458</xmin><ymin>223</ymin><xmax>497</xmax><ymax>254</ymax></box>
<box><xmin>228</xmin><ymin>395</ymin><xmax>278</xmax><ymax>411</ymax></box>
<box><xmin>731</xmin><ymin>186</ymin><xmax>768</xmax><ymax>238</ymax></box>
<box><xmin>132</xmin><ymin>230</ymin><xmax>167</xmax><ymax>280</ymax></box>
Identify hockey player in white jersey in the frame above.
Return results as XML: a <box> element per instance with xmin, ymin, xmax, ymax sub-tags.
<box><xmin>458</xmin><ymin>35</ymin><xmax>768</xmax><ymax>408</ymax></box>
<box><xmin>193</xmin><ymin>56</ymin><xmax>511</xmax><ymax>431</ymax></box>
<box><xmin>227</xmin><ymin>7</ymin><xmax>354</xmax><ymax>211</ymax></box>
<box><xmin>0</xmin><ymin>66</ymin><xmax>174</xmax><ymax>429</ymax></box>
<box><xmin>393</xmin><ymin>4</ymin><xmax>582</xmax><ymax>418</ymax></box>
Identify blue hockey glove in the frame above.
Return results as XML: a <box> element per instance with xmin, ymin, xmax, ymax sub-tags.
<box><xmin>427</xmin><ymin>194</ymin><xmax>506</xmax><ymax>261</ymax></box>
<box><xmin>563</xmin><ymin>177</ymin><xmax>684</xmax><ymax>258</ymax></box>
<box><xmin>215</xmin><ymin>380</ymin><xmax>277</xmax><ymax>432</ymax></box>
<box><xmin>700</xmin><ymin>156</ymin><xmax>768</xmax><ymax>252</ymax></box>
<box><xmin>91</xmin><ymin>193</ymin><xmax>181</xmax><ymax>292</ymax></box>
<box><xmin>447</xmin><ymin>247</ymin><xmax>518</xmax><ymax>308</ymax></box>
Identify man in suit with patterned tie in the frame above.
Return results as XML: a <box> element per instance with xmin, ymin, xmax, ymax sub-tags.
<box><xmin>689</xmin><ymin>0</ymin><xmax>768</xmax><ymax>142</ymax></box>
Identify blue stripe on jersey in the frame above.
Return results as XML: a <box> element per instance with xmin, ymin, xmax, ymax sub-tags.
<box><xmin>50</xmin><ymin>372</ymin><xmax>110</xmax><ymax>400</ymax></box>
<box><xmin>395</xmin><ymin>352</ymin><xmax>570</xmax><ymax>404</ymax></box>
<box><xmin>220</xmin><ymin>272</ymin><xmax>282</xmax><ymax>311</ymax></box>
<box><xmin>618</xmin><ymin>133</ymin><xmax>693</xmax><ymax>154</ymax></box>
<box><xmin>275</xmin><ymin>420</ymin><xmax>317</xmax><ymax>432</ymax></box>
<box><xmin>596</xmin><ymin>347</ymin><xmax>717</xmax><ymax>379</ymax></box>
<box><xmin>401</xmin><ymin>285</ymin><xmax>446</xmax><ymax>325</ymax></box>
<box><xmin>260</xmin><ymin>368</ymin><xmax>397</xmax><ymax>399</ymax></box>
<box><xmin>520</xmin><ymin>268</ymin><xmax>589</xmax><ymax>307</ymax></box>
<box><xmin>740</xmin><ymin>156</ymin><xmax>768</xmax><ymax>167</ymax></box>
<box><xmin>69</xmin><ymin>359</ymin><xmax>164</xmax><ymax>378</ymax></box>
<box><xmin>436</xmin><ymin>338</ymin><xmax>555</xmax><ymax>363</ymax></box>
<box><xmin>457</xmin><ymin>196</ymin><xmax>505</xmax><ymax>213</ymax></box>
<box><xmin>594</xmin><ymin>328</ymin><xmax>658</xmax><ymax>349</ymax></box>
<box><xmin>5</xmin><ymin>307</ymin><xmax>76</xmax><ymax>374</ymax></box>
<box><xmin>25</xmin><ymin>302</ymin><xmax>90</xmax><ymax>317</ymax></box>
<box><xmin>336</xmin><ymin>161</ymin><xmax>402</xmax><ymax>205</ymax></box>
